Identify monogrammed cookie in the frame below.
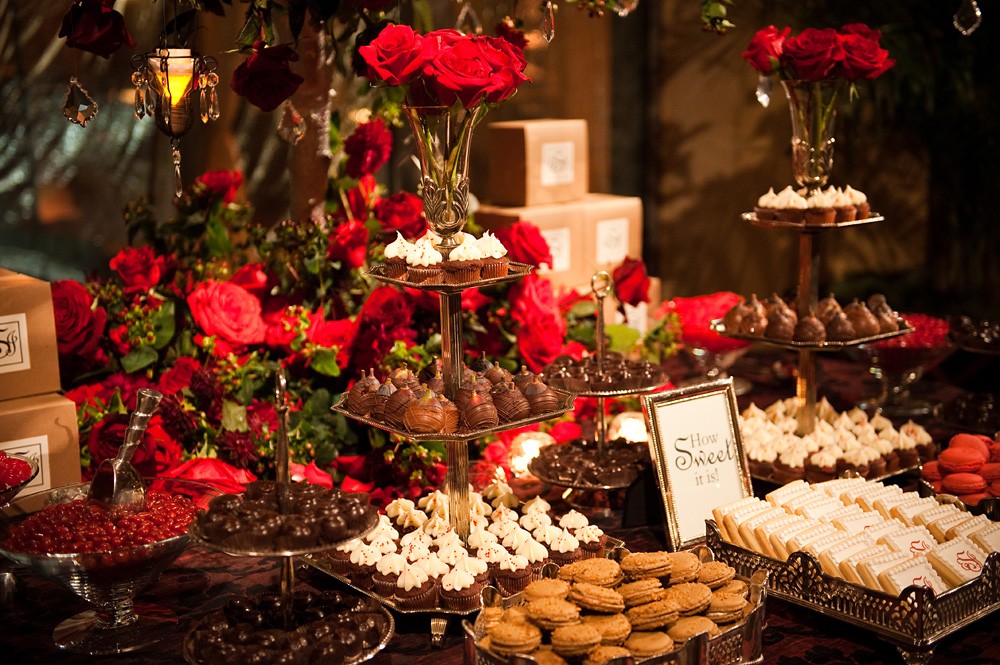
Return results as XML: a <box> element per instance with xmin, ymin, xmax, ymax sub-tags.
<box><xmin>557</xmin><ymin>558</ymin><xmax>624</xmax><ymax>587</ymax></box>
<box><xmin>488</xmin><ymin>620</ymin><xmax>542</xmax><ymax>656</ymax></box>
<box><xmin>584</xmin><ymin>645</ymin><xmax>633</xmax><ymax>665</ymax></box>
<box><xmin>620</xmin><ymin>551</ymin><xmax>672</xmax><ymax>579</ymax></box>
<box><xmin>696</xmin><ymin>561</ymin><xmax>737</xmax><ymax>589</ymax></box>
<box><xmin>568</xmin><ymin>582</ymin><xmax>626</xmax><ymax>614</ymax></box>
<box><xmin>526</xmin><ymin>597</ymin><xmax>582</xmax><ymax>630</ymax></box>
<box><xmin>661</xmin><ymin>582</ymin><xmax>713</xmax><ymax>616</ymax></box>
<box><xmin>581</xmin><ymin>613</ymin><xmax>632</xmax><ymax>645</ymax></box>
<box><xmin>524</xmin><ymin>577</ymin><xmax>572</xmax><ymax>602</ymax></box>
<box><xmin>616</xmin><ymin>578</ymin><xmax>668</xmax><ymax>607</ymax></box>
<box><xmin>665</xmin><ymin>551</ymin><xmax>702</xmax><ymax>583</ymax></box>
<box><xmin>551</xmin><ymin>623</ymin><xmax>603</xmax><ymax>658</ymax></box>
<box><xmin>623</xmin><ymin>630</ymin><xmax>675</xmax><ymax>657</ymax></box>
<box><xmin>667</xmin><ymin>616</ymin><xmax>721</xmax><ymax>644</ymax></box>
<box><xmin>625</xmin><ymin>598</ymin><xmax>681</xmax><ymax>631</ymax></box>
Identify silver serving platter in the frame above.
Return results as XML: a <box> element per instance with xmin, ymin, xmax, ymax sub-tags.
<box><xmin>331</xmin><ymin>389</ymin><xmax>576</xmax><ymax>442</ymax></box>
<box><xmin>189</xmin><ymin>509</ymin><xmax>379</xmax><ymax>558</ymax></box>
<box><xmin>741</xmin><ymin>211</ymin><xmax>885</xmax><ymax>231</ymax></box>
<box><xmin>706</xmin><ymin>519</ymin><xmax>1000</xmax><ymax>663</ymax></box>
<box><xmin>750</xmin><ymin>462</ymin><xmax>922</xmax><ymax>488</ymax></box>
<box><xmin>182</xmin><ymin>598</ymin><xmax>394</xmax><ymax>665</ymax></box>
<box><xmin>527</xmin><ymin>458</ymin><xmax>644</xmax><ymax>491</ymax></box>
<box><xmin>917</xmin><ymin>478</ymin><xmax>1000</xmax><ymax>522</ymax></box>
<box><xmin>465</xmin><ymin>544</ymin><xmax>769</xmax><ymax>665</ymax></box>
<box><xmin>366</xmin><ymin>261</ymin><xmax>534</xmax><ymax>293</ymax></box>
<box><xmin>710</xmin><ymin>317</ymin><xmax>913</xmax><ymax>351</ymax></box>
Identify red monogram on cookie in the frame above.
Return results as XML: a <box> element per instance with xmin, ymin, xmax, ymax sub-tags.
<box><xmin>908</xmin><ymin>539</ymin><xmax>930</xmax><ymax>554</ymax></box>
<box><xmin>956</xmin><ymin>550</ymin><xmax>983</xmax><ymax>573</ymax></box>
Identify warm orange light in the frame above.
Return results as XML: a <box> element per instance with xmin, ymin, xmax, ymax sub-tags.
<box><xmin>149</xmin><ymin>50</ymin><xmax>196</xmax><ymax>108</ymax></box>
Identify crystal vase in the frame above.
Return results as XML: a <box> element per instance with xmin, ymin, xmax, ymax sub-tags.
<box><xmin>782</xmin><ymin>79</ymin><xmax>845</xmax><ymax>193</ymax></box>
<box><xmin>403</xmin><ymin>104</ymin><xmax>487</xmax><ymax>258</ymax></box>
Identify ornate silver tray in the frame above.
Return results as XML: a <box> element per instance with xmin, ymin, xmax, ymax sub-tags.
<box><xmin>710</xmin><ymin>318</ymin><xmax>913</xmax><ymax>351</ymax></box>
<box><xmin>917</xmin><ymin>478</ymin><xmax>1000</xmax><ymax>522</ymax></box>
<box><xmin>465</xmin><ymin>544</ymin><xmax>769</xmax><ymax>665</ymax></box>
<box><xmin>741</xmin><ymin>211</ymin><xmax>885</xmax><ymax>231</ymax></box>
<box><xmin>750</xmin><ymin>462</ymin><xmax>921</xmax><ymax>489</ymax></box>
<box><xmin>527</xmin><ymin>458</ymin><xmax>645</xmax><ymax>491</ymax></box>
<box><xmin>706</xmin><ymin>519</ymin><xmax>1000</xmax><ymax>664</ymax></box>
<box><xmin>366</xmin><ymin>261</ymin><xmax>534</xmax><ymax>293</ymax></box>
<box><xmin>182</xmin><ymin>599</ymin><xmax>394</xmax><ymax>665</ymax></box>
<box><xmin>331</xmin><ymin>389</ymin><xmax>576</xmax><ymax>442</ymax></box>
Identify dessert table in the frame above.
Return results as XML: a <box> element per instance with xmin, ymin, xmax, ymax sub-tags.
<box><xmin>3</xmin><ymin>349</ymin><xmax>999</xmax><ymax>664</ymax></box>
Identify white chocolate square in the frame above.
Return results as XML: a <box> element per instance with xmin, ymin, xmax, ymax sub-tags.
<box><xmin>872</xmin><ymin>491</ymin><xmax>921</xmax><ymax>519</ymax></box>
<box><xmin>857</xmin><ymin>551</ymin><xmax>913</xmax><ymax>590</ymax></box>
<box><xmin>833</xmin><ymin>511</ymin><xmax>884</xmax><ymax>535</ymax></box>
<box><xmin>765</xmin><ymin>479</ymin><xmax>811</xmax><ymax>507</ymax></box>
<box><xmin>736</xmin><ymin>507</ymin><xmax>788</xmax><ymax>554</ymax></box>
<box><xmin>949</xmin><ymin>515</ymin><xmax>994</xmax><ymax>541</ymax></box>
<box><xmin>892</xmin><ymin>498</ymin><xmax>944</xmax><ymax>526</ymax></box>
<box><xmin>819</xmin><ymin>536</ymin><xmax>875</xmax><ymax>578</ymax></box>
<box><xmin>913</xmin><ymin>503</ymin><xmax>964</xmax><ymax>528</ymax></box>
<box><xmin>787</xmin><ymin>523</ymin><xmax>839</xmax><ymax>556</ymax></box>
<box><xmin>755</xmin><ymin>515</ymin><xmax>807</xmax><ymax>560</ymax></box>
<box><xmin>712</xmin><ymin>497</ymin><xmax>764</xmax><ymax>542</ymax></box>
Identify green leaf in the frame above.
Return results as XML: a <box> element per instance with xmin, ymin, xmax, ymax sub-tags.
<box><xmin>311</xmin><ymin>348</ymin><xmax>342</xmax><ymax>377</ymax></box>
<box><xmin>205</xmin><ymin>211</ymin><xmax>234</xmax><ymax>258</ymax></box>
<box><xmin>236</xmin><ymin>15</ymin><xmax>262</xmax><ymax>52</ymax></box>
<box><xmin>410</xmin><ymin>0</ymin><xmax>434</xmax><ymax>33</ymax></box>
<box><xmin>570</xmin><ymin>300</ymin><xmax>597</xmax><ymax>318</ymax></box>
<box><xmin>121</xmin><ymin>346</ymin><xmax>157</xmax><ymax>373</ymax></box>
<box><xmin>222</xmin><ymin>400</ymin><xmax>249</xmax><ymax>432</ymax></box>
<box><xmin>606</xmin><ymin>324</ymin><xmax>641</xmax><ymax>354</ymax></box>
<box><xmin>151</xmin><ymin>301</ymin><xmax>176</xmax><ymax>349</ymax></box>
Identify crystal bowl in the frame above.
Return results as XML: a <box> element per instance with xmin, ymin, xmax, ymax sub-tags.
<box><xmin>0</xmin><ymin>454</ymin><xmax>40</xmax><ymax>506</ymax></box>
<box><xmin>0</xmin><ymin>477</ymin><xmax>222</xmax><ymax>654</ymax></box>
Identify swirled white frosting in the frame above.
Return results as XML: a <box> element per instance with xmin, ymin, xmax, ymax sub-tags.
<box><xmin>774</xmin><ymin>186</ymin><xmax>808</xmax><ymax>209</ymax></box>
<box><xmin>441</xmin><ymin>567</ymin><xmax>476</xmax><ymax>592</ymax></box>
<box><xmin>502</xmin><ymin>527</ymin><xmax>534</xmax><ymax>551</ymax></box>
<box><xmin>385</xmin><ymin>232</ymin><xmax>413</xmax><ymax>260</ymax></box>
<box><xmin>406</xmin><ymin>243</ymin><xmax>442</xmax><ymax>267</ymax></box>
<box><xmin>522</xmin><ymin>496</ymin><xmax>551</xmax><ymax>515</ymax></box>
<box><xmin>757</xmin><ymin>187</ymin><xmax>780</xmax><ymax>207</ymax></box>
<box><xmin>475</xmin><ymin>231</ymin><xmax>508</xmax><ymax>259</ymax></box>
<box><xmin>558</xmin><ymin>510</ymin><xmax>589</xmax><ymax>530</ymax></box>
<box><xmin>396</xmin><ymin>564</ymin><xmax>429</xmax><ymax>592</ymax></box>
<box><xmin>376</xmin><ymin>552</ymin><xmax>407</xmax><ymax>577</ymax></box>
<box><xmin>548</xmin><ymin>528</ymin><xmax>580</xmax><ymax>554</ymax></box>
<box><xmin>516</xmin><ymin>538</ymin><xmax>548</xmax><ymax>564</ymax></box>
<box><xmin>414</xmin><ymin>553</ymin><xmax>450</xmax><ymax>578</ymax></box>
<box><xmin>843</xmin><ymin>185</ymin><xmax>867</xmax><ymax>205</ymax></box>
<box><xmin>519</xmin><ymin>511</ymin><xmax>552</xmax><ymax>532</ymax></box>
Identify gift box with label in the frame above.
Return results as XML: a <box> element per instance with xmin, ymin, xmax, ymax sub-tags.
<box><xmin>486</xmin><ymin>119</ymin><xmax>589</xmax><ymax>206</ymax></box>
<box><xmin>0</xmin><ymin>269</ymin><xmax>61</xmax><ymax>401</ymax></box>
<box><xmin>0</xmin><ymin>393</ymin><xmax>81</xmax><ymax>492</ymax></box>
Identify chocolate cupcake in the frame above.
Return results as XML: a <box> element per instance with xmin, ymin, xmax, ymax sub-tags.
<box><xmin>394</xmin><ymin>565</ymin><xmax>437</xmax><ymax>609</ymax></box>
<box><xmin>373</xmin><ymin>552</ymin><xmax>408</xmax><ymax>597</ymax></box>
<box><xmin>440</xmin><ymin>568</ymin><xmax>483</xmax><ymax>611</ymax></box>
<box><xmin>475</xmin><ymin>231</ymin><xmax>510</xmax><ymax>279</ymax></box>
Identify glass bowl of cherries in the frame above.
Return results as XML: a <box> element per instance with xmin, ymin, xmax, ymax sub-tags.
<box><xmin>0</xmin><ymin>477</ymin><xmax>221</xmax><ymax>654</ymax></box>
<box><xmin>0</xmin><ymin>451</ymin><xmax>39</xmax><ymax>506</ymax></box>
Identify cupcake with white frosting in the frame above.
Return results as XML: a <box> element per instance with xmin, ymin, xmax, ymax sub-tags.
<box><xmin>475</xmin><ymin>231</ymin><xmax>509</xmax><ymax>278</ymax></box>
<box><xmin>384</xmin><ymin>232</ymin><xmax>412</xmax><ymax>278</ymax></box>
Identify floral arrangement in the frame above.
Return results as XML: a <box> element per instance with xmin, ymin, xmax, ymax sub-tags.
<box><xmin>741</xmin><ymin>24</ymin><xmax>895</xmax><ymax>83</ymax></box>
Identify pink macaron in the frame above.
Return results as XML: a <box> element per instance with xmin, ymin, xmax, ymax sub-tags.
<box><xmin>948</xmin><ymin>433</ymin><xmax>992</xmax><ymax>461</ymax></box>
<box><xmin>938</xmin><ymin>446</ymin><xmax>986</xmax><ymax>474</ymax></box>
<box><xmin>920</xmin><ymin>461</ymin><xmax>943</xmax><ymax>482</ymax></box>
<box><xmin>941</xmin><ymin>472</ymin><xmax>987</xmax><ymax>495</ymax></box>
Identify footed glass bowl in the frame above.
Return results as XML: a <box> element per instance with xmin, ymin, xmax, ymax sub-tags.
<box><xmin>0</xmin><ymin>477</ymin><xmax>221</xmax><ymax>655</ymax></box>
<box><xmin>0</xmin><ymin>454</ymin><xmax>39</xmax><ymax>506</ymax></box>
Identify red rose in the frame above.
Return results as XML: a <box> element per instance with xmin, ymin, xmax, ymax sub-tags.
<box><xmin>230</xmin><ymin>263</ymin><xmax>271</xmax><ymax>299</ymax></box>
<box><xmin>375</xmin><ymin>192</ymin><xmax>426</xmax><ymax>238</ymax></box>
<box><xmin>495</xmin><ymin>19</ymin><xmax>529</xmax><ymax>51</ymax></box>
<box><xmin>612</xmin><ymin>257</ymin><xmax>651</xmax><ymax>307</ymax></box>
<box><xmin>350</xmin><ymin>286</ymin><xmax>417</xmax><ymax>371</ymax></box>
<box><xmin>360</xmin><ymin>23</ymin><xmax>433</xmax><ymax>86</ymax></box>
<box><xmin>344</xmin><ymin>118</ymin><xmax>393</xmax><ymax>178</ymax></box>
<box><xmin>462</xmin><ymin>288</ymin><xmax>493</xmax><ymax>312</ymax></box>
<box><xmin>741</xmin><ymin>25</ymin><xmax>791</xmax><ymax>75</ymax></box>
<box><xmin>516</xmin><ymin>315</ymin><xmax>565</xmax><ymax>372</ymax></box>
<box><xmin>493</xmin><ymin>221</ymin><xmax>553</xmax><ymax>269</ymax></box>
<box><xmin>510</xmin><ymin>273</ymin><xmax>559</xmax><ymax>327</ymax></box>
<box><xmin>478</xmin><ymin>36</ymin><xmax>530</xmax><ymax>104</ymax></box>
<box><xmin>160</xmin><ymin>457</ymin><xmax>257</xmax><ymax>494</ymax></box>
<box><xmin>51</xmin><ymin>280</ymin><xmax>107</xmax><ymax>360</ymax></box>
<box><xmin>194</xmin><ymin>169</ymin><xmax>243</xmax><ymax>204</ymax></box>
<box><xmin>290</xmin><ymin>462</ymin><xmax>334</xmax><ymax>488</ymax></box>
<box><xmin>87</xmin><ymin>414</ymin><xmax>181</xmax><ymax>478</ymax></box>
<box><xmin>158</xmin><ymin>356</ymin><xmax>201</xmax><ymax>395</ymax></box>
<box><xmin>327</xmin><ymin>219</ymin><xmax>370</xmax><ymax>269</ymax></box>
<box><xmin>780</xmin><ymin>28</ymin><xmax>844</xmax><ymax>82</ymax></box>
<box><xmin>230</xmin><ymin>41</ymin><xmax>304</xmax><ymax>112</ymax></box>
<box><xmin>547</xmin><ymin>420</ymin><xmax>583</xmax><ymax>443</ymax></box>
<box><xmin>109</xmin><ymin>246</ymin><xmax>165</xmax><ymax>292</ymax></box>
<box><xmin>307</xmin><ymin>313</ymin><xmax>356</xmax><ymax>368</ymax></box>
<box><xmin>662</xmin><ymin>292</ymin><xmax>750</xmax><ymax>354</ymax></box>
<box><xmin>264</xmin><ymin>304</ymin><xmax>309</xmax><ymax>352</ymax></box>
<box><xmin>341</xmin><ymin>174</ymin><xmax>379</xmax><ymax>222</ymax></box>
<box><xmin>58</xmin><ymin>0</ymin><xmax>136</xmax><ymax>59</ymax></box>
<box><xmin>838</xmin><ymin>25</ymin><xmax>894</xmax><ymax>80</ymax></box>
<box><xmin>187</xmin><ymin>280</ymin><xmax>267</xmax><ymax>347</ymax></box>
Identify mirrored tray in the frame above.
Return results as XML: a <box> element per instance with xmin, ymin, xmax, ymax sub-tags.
<box><xmin>917</xmin><ymin>478</ymin><xmax>1000</xmax><ymax>522</ymax></box>
<box><xmin>465</xmin><ymin>544</ymin><xmax>768</xmax><ymax>665</ymax></box>
<box><xmin>706</xmin><ymin>519</ymin><xmax>1000</xmax><ymax>663</ymax></box>
<box><xmin>331</xmin><ymin>389</ymin><xmax>576</xmax><ymax>442</ymax></box>
<box><xmin>742</xmin><ymin>211</ymin><xmax>885</xmax><ymax>231</ymax></box>
<box><xmin>182</xmin><ymin>596</ymin><xmax>394</xmax><ymax>665</ymax></box>
<box><xmin>711</xmin><ymin>318</ymin><xmax>913</xmax><ymax>351</ymax></box>
<box><xmin>367</xmin><ymin>261</ymin><xmax>534</xmax><ymax>293</ymax></box>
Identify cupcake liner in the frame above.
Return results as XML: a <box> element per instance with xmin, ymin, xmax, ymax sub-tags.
<box><xmin>396</xmin><ymin>581</ymin><xmax>439</xmax><ymax>610</ymax></box>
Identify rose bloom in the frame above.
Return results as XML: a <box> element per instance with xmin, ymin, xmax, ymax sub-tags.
<box><xmin>344</xmin><ymin>118</ymin><xmax>393</xmax><ymax>179</ymax></box>
<box><xmin>780</xmin><ymin>27</ymin><xmax>844</xmax><ymax>81</ymax></box>
<box><xmin>424</xmin><ymin>38</ymin><xmax>497</xmax><ymax>108</ymax></box>
<box><xmin>264</xmin><ymin>304</ymin><xmax>309</xmax><ymax>352</ymax></box>
<box><xmin>51</xmin><ymin>280</ymin><xmax>107</xmax><ymax>361</ymax></box>
<box><xmin>87</xmin><ymin>414</ymin><xmax>182</xmax><ymax>479</ymax></box>
<box><xmin>478</xmin><ymin>36</ymin><xmax>530</xmax><ymax>104</ymax></box>
<box><xmin>741</xmin><ymin>25</ymin><xmax>791</xmax><ymax>75</ymax></box>
<box><xmin>109</xmin><ymin>246</ymin><xmax>165</xmax><ymax>292</ymax></box>
<box><xmin>349</xmin><ymin>286</ymin><xmax>417</xmax><ymax>370</ymax></box>
<box><xmin>516</xmin><ymin>312</ymin><xmax>566</xmax><ymax>372</ymax></box>
<box><xmin>510</xmin><ymin>273</ymin><xmax>560</xmax><ymax>328</ymax></box>
<box><xmin>58</xmin><ymin>0</ymin><xmax>136</xmax><ymax>59</ymax></box>
<box><xmin>230</xmin><ymin>263</ymin><xmax>271</xmax><ymax>299</ymax></box>
<box><xmin>160</xmin><ymin>458</ymin><xmax>257</xmax><ymax>494</ymax></box>
<box><xmin>359</xmin><ymin>23</ymin><xmax>433</xmax><ymax>86</ymax></box>
<box><xmin>374</xmin><ymin>191</ymin><xmax>426</xmax><ymax>238</ymax></box>
<box><xmin>290</xmin><ymin>462</ymin><xmax>334</xmax><ymax>488</ymax></box>
<box><xmin>340</xmin><ymin>174</ymin><xmax>379</xmax><ymax>223</ymax></box>
<box><xmin>158</xmin><ymin>356</ymin><xmax>202</xmax><ymax>395</ymax></box>
<box><xmin>230</xmin><ymin>41</ymin><xmax>304</xmax><ymax>112</ymax></box>
<box><xmin>838</xmin><ymin>24</ymin><xmax>894</xmax><ymax>80</ymax></box>
<box><xmin>495</xmin><ymin>19</ymin><xmax>529</xmax><ymax>51</ymax></box>
<box><xmin>307</xmin><ymin>312</ymin><xmax>357</xmax><ymax>368</ymax></box>
<box><xmin>612</xmin><ymin>256</ymin><xmax>651</xmax><ymax>307</ymax></box>
<box><xmin>187</xmin><ymin>280</ymin><xmax>267</xmax><ymax>347</ymax></box>
<box><xmin>195</xmin><ymin>169</ymin><xmax>243</xmax><ymax>204</ymax></box>
<box><xmin>494</xmin><ymin>221</ymin><xmax>553</xmax><ymax>269</ymax></box>
<box><xmin>327</xmin><ymin>219</ymin><xmax>370</xmax><ymax>269</ymax></box>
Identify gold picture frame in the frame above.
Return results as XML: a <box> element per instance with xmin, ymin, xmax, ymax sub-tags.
<box><xmin>641</xmin><ymin>378</ymin><xmax>752</xmax><ymax>550</ymax></box>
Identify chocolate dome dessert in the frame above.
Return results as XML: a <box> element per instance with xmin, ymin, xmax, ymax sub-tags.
<box><xmin>521</xmin><ymin>376</ymin><xmax>562</xmax><ymax>414</ymax></box>
<box><xmin>844</xmin><ymin>300</ymin><xmax>880</xmax><ymax>337</ymax></box>
<box><xmin>346</xmin><ymin>369</ymin><xmax>379</xmax><ymax>416</ymax></box>
<box><xmin>826</xmin><ymin>310</ymin><xmax>857</xmax><ymax>341</ymax></box>
<box><xmin>461</xmin><ymin>389</ymin><xmax>499</xmax><ymax>429</ymax></box>
<box><xmin>490</xmin><ymin>381</ymin><xmax>531</xmax><ymax>421</ymax></box>
<box><xmin>403</xmin><ymin>389</ymin><xmax>445</xmax><ymax>433</ymax></box>
<box><xmin>793</xmin><ymin>311</ymin><xmax>827</xmax><ymax>343</ymax></box>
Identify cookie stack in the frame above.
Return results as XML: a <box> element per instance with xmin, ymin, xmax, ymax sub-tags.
<box><xmin>477</xmin><ymin>552</ymin><xmax>748</xmax><ymax>664</ymax></box>
<box><xmin>921</xmin><ymin>432</ymin><xmax>1000</xmax><ymax>506</ymax></box>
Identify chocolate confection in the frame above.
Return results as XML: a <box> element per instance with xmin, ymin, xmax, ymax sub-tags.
<box><xmin>403</xmin><ymin>390</ymin><xmax>445</xmax><ymax>433</ymax></box>
<box><xmin>844</xmin><ymin>300</ymin><xmax>880</xmax><ymax>337</ymax></box>
<box><xmin>485</xmin><ymin>364</ymin><xmax>513</xmax><ymax>385</ymax></box>
<box><xmin>722</xmin><ymin>297</ymin><xmax>746</xmax><ymax>332</ymax></box>
<box><xmin>346</xmin><ymin>369</ymin><xmax>379</xmax><ymax>416</ymax></box>
<box><xmin>737</xmin><ymin>294</ymin><xmax>768</xmax><ymax>335</ymax></box>
<box><xmin>425</xmin><ymin>370</ymin><xmax>445</xmax><ymax>395</ymax></box>
<box><xmin>370</xmin><ymin>381</ymin><xmax>397</xmax><ymax>421</ymax></box>
<box><xmin>817</xmin><ymin>293</ymin><xmax>842</xmax><ymax>325</ymax></box>
<box><xmin>470</xmin><ymin>353</ymin><xmax>493</xmax><ymax>374</ymax></box>
<box><xmin>765</xmin><ymin>309</ymin><xmax>796</xmax><ymax>341</ymax></box>
<box><xmin>389</xmin><ymin>367</ymin><xmax>420</xmax><ymax>391</ymax></box>
<box><xmin>542</xmin><ymin>353</ymin><xmax>666</xmax><ymax>394</ymax></box>
<box><xmin>382</xmin><ymin>386</ymin><xmax>416</xmax><ymax>427</ymax></box>
<box><xmin>454</xmin><ymin>383</ymin><xmax>476</xmax><ymax>410</ymax></box>
<box><xmin>876</xmin><ymin>310</ymin><xmax>900</xmax><ymax>334</ymax></box>
<box><xmin>462</xmin><ymin>389</ymin><xmax>500</xmax><ymax>429</ymax></box>
<box><xmin>826</xmin><ymin>310</ymin><xmax>857</xmax><ymax>341</ymax></box>
<box><xmin>512</xmin><ymin>366</ymin><xmax>536</xmax><ymax>393</ymax></box>
<box><xmin>793</xmin><ymin>311</ymin><xmax>827</xmax><ymax>343</ymax></box>
<box><xmin>439</xmin><ymin>395</ymin><xmax>460</xmax><ymax>433</ymax></box>
<box><xmin>521</xmin><ymin>376</ymin><xmax>562</xmax><ymax>414</ymax></box>
<box><xmin>532</xmin><ymin>438</ymin><xmax>652</xmax><ymax>487</ymax></box>
<box><xmin>491</xmin><ymin>381</ymin><xmax>532</xmax><ymax>421</ymax></box>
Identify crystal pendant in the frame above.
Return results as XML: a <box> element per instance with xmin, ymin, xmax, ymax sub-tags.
<box><xmin>953</xmin><ymin>0</ymin><xmax>982</xmax><ymax>35</ymax></box>
<box><xmin>131</xmin><ymin>72</ymin><xmax>146</xmax><ymax>119</ymax></box>
<box><xmin>755</xmin><ymin>74</ymin><xmax>772</xmax><ymax>108</ymax></box>
<box><xmin>455</xmin><ymin>1</ymin><xmax>482</xmax><ymax>34</ymax></box>
<box><xmin>615</xmin><ymin>0</ymin><xmax>640</xmax><ymax>17</ymax></box>
<box><xmin>199</xmin><ymin>74</ymin><xmax>209</xmax><ymax>124</ymax></box>
<box><xmin>171</xmin><ymin>138</ymin><xmax>184</xmax><ymax>200</ymax></box>
<box><xmin>205</xmin><ymin>72</ymin><xmax>220</xmax><ymax>121</ymax></box>
<box><xmin>277</xmin><ymin>101</ymin><xmax>306</xmax><ymax>144</ymax></box>
<box><xmin>542</xmin><ymin>0</ymin><xmax>556</xmax><ymax>42</ymax></box>
<box><xmin>62</xmin><ymin>77</ymin><xmax>99</xmax><ymax>127</ymax></box>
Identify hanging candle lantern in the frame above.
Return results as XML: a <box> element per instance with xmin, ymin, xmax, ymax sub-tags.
<box><xmin>132</xmin><ymin>48</ymin><xmax>219</xmax><ymax>198</ymax></box>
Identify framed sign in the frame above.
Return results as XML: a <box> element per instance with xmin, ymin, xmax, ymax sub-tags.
<box><xmin>641</xmin><ymin>378</ymin><xmax>752</xmax><ymax>550</ymax></box>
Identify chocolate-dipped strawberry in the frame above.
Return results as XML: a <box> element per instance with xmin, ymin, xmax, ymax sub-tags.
<box><xmin>876</xmin><ymin>309</ymin><xmax>899</xmax><ymax>333</ymax></box>
<box><xmin>484</xmin><ymin>363</ymin><xmax>513</xmax><ymax>386</ymax></box>
<box><xmin>403</xmin><ymin>389</ymin><xmax>445</xmax><ymax>433</ymax></box>
<box><xmin>383</xmin><ymin>385</ymin><xmax>416</xmax><ymax>427</ymax></box>
<box><xmin>346</xmin><ymin>369</ymin><xmax>379</xmax><ymax>416</ymax></box>
<box><xmin>512</xmin><ymin>365</ymin><xmax>536</xmax><ymax>394</ymax></box>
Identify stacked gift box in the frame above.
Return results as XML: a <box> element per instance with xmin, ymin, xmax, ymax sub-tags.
<box><xmin>476</xmin><ymin>119</ymin><xmax>658</xmax><ymax>334</ymax></box>
<box><xmin>0</xmin><ymin>269</ymin><xmax>80</xmax><ymax>491</ymax></box>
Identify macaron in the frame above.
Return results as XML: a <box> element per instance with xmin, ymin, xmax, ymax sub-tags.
<box><xmin>992</xmin><ymin>479</ymin><xmax>1000</xmax><ymax>497</ymax></box>
<box><xmin>938</xmin><ymin>446</ymin><xmax>986</xmax><ymax>474</ymax></box>
<box><xmin>990</xmin><ymin>441</ymin><xmax>1000</xmax><ymax>463</ymax></box>
<box><xmin>958</xmin><ymin>492</ymin><xmax>991</xmax><ymax>506</ymax></box>
<box><xmin>928</xmin><ymin>480</ymin><xmax>943</xmax><ymax>493</ymax></box>
<box><xmin>980</xmin><ymin>462</ymin><xmax>1000</xmax><ymax>483</ymax></box>
<box><xmin>921</xmin><ymin>461</ymin><xmax>943</xmax><ymax>482</ymax></box>
<box><xmin>941</xmin><ymin>472</ymin><xmax>987</xmax><ymax>495</ymax></box>
<box><xmin>948</xmin><ymin>433</ymin><xmax>992</xmax><ymax>461</ymax></box>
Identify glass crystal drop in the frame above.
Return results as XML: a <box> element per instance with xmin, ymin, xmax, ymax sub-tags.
<box><xmin>277</xmin><ymin>101</ymin><xmax>306</xmax><ymax>145</ymax></box>
<box><xmin>200</xmin><ymin>86</ymin><xmax>209</xmax><ymax>123</ymax></box>
<box><xmin>543</xmin><ymin>0</ymin><xmax>556</xmax><ymax>42</ymax></box>
<box><xmin>62</xmin><ymin>77</ymin><xmax>99</xmax><ymax>127</ymax></box>
<box><xmin>953</xmin><ymin>0</ymin><xmax>982</xmax><ymax>35</ymax></box>
<box><xmin>455</xmin><ymin>1</ymin><xmax>482</xmax><ymax>34</ymax></box>
<box><xmin>208</xmin><ymin>87</ymin><xmax>220</xmax><ymax>122</ymax></box>
<box><xmin>171</xmin><ymin>138</ymin><xmax>183</xmax><ymax>200</ymax></box>
<box><xmin>134</xmin><ymin>88</ymin><xmax>145</xmax><ymax>119</ymax></box>
<box><xmin>755</xmin><ymin>73</ymin><xmax>772</xmax><ymax>108</ymax></box>
<box><xmin>615</xmin><ymin>0</ymin><xmax>640</xmax><ymax>17</ymax></box>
